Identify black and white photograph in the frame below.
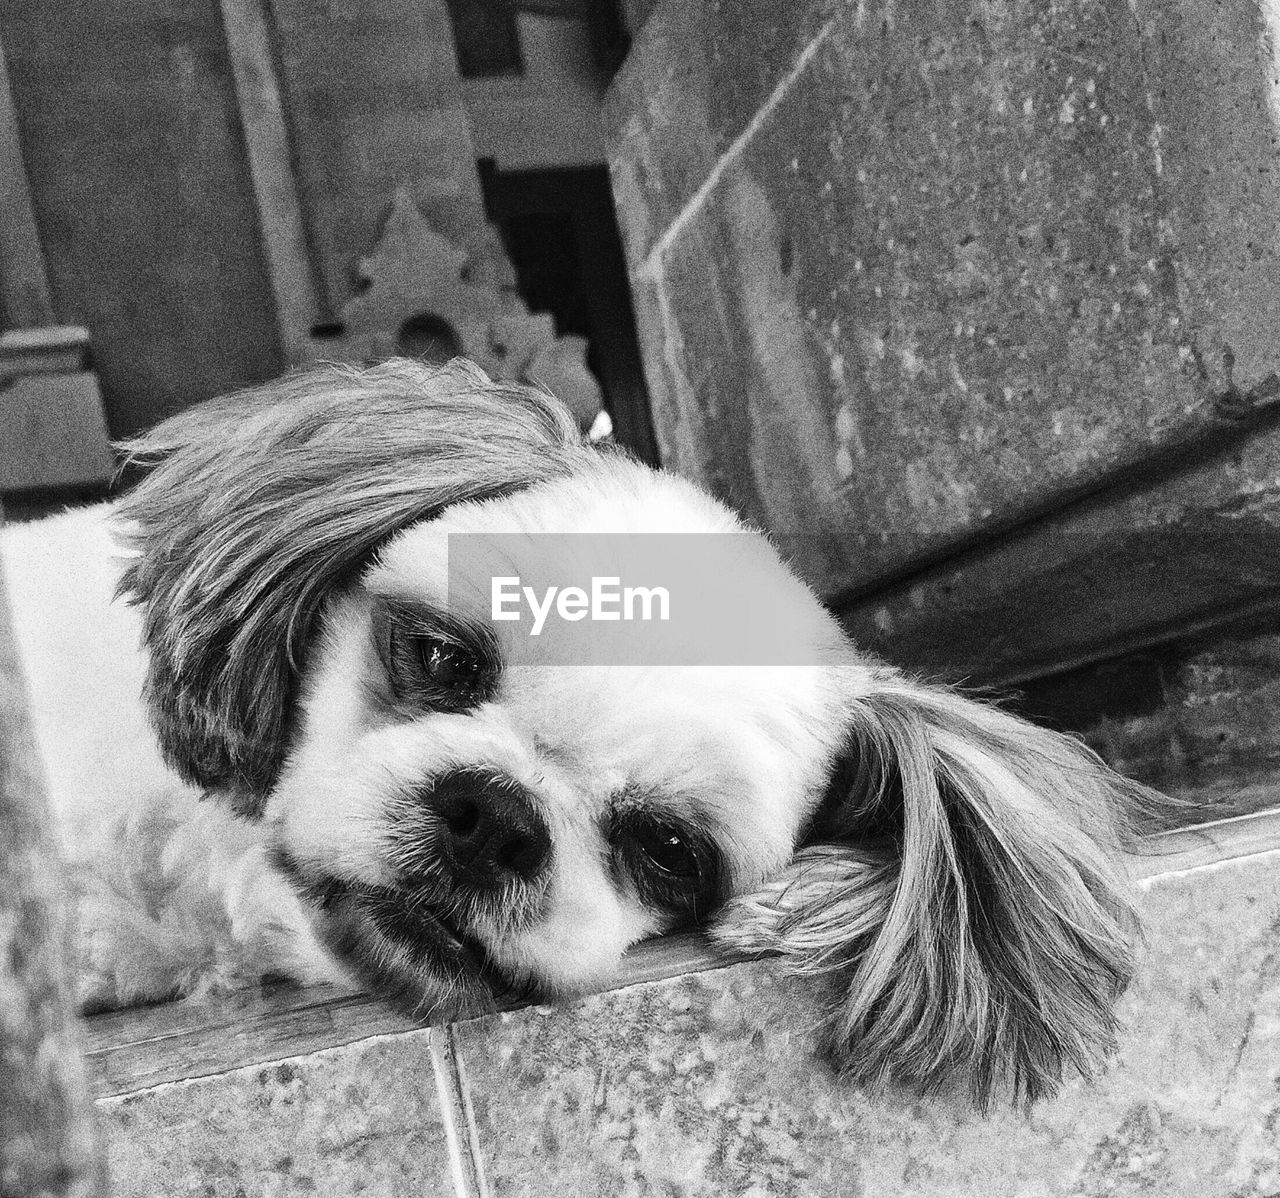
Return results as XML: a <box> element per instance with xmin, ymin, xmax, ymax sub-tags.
<box><xmin>1</xmin><ymin>1</ymin><xmax>1278</xmax><ymax>1195</ymax></box>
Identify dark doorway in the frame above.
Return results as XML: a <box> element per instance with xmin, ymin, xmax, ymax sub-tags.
<box><xmin>477</xmin><ymin>161</ymin><xmax>658</xmax><ymax>465</ymax></box>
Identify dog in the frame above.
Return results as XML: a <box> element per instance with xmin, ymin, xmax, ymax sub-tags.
<box><xmin>1</xmin><ymin>357</ymin><xmax>1157</xmax><ymax>1107</ymax></box>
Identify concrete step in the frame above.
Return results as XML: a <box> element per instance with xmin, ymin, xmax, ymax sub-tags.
<box><xmin>96</xmin><ymin>805</ymin><xmax>1280</xmax><ymax>1197</ymax></box>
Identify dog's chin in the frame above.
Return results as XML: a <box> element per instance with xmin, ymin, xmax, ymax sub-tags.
<box><xmin>321</xmin><ymin>879</ymin><xmax>543</xmax><ymax>1017</ymax></box>
<box><xmin>273</xmin><ymin>852</ymin><xmax>542</xmax><ymax>1019</ymax></box>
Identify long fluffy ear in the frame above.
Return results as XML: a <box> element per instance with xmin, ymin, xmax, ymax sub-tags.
<box><xmin>712</xmin><ymin>668</ymin><xmax>1151</xmax><ymax>1108</ymax></box>
<box><xmin>117</xmin><ymin>357</ymin><xmax>593</xmax><ymax>815</ymax></box>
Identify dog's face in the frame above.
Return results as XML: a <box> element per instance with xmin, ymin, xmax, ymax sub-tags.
<box><xmin>268</xmin><ymin>463</ymin><xmax>855</xmax><ymax>1011</ymax></box>
<box><xmin>119</xmin><ymin>359</ymin><xmax>1151</xmax><ymax>1106</ymax></box>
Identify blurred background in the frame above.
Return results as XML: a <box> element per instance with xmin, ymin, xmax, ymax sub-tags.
<box><xmin>2</xmin><ymin>0</ymin><xmax>1279</xmax><ymax>802</ymax></box>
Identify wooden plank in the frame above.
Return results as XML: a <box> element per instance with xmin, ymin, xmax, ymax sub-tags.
<box><xmin>0</xmin><ymin>30</ymin><xmax>54</xmax><ymax>327</ymax></box>
<box><xmin>87</xmin><ymin>984</ymin><xmax>421</xmax><ymax>1098</ymax></box>
<box><xmin>1135</xmin><ymin>805</ymin><xmax>1280</xmax><ymax>882</ymax></box>
<box><xmin>218</xmin><ymin>0</ymin><xmax>321</xmax><ymax>362</ymax></box>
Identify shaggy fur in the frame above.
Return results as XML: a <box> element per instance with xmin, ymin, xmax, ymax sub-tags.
<box><xmin>117</xmin><ymin>362</ymin><xmax>595</xmax><ymax>812</ymax></box>
<box><xmin>713</xmin><ymin>675</ymin><xmax>1149</xmax><ymax>1105</ymax></box>
<box><xmin>1</xmin><ymin>357</ymin><xmax>1163</xmax><ymax>1108</ymax></box>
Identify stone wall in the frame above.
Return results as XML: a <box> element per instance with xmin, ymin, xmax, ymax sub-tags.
<box><xmin>0</xmin><ymin>0</ymin><xmax>284</xmax><ymax>437</ymax></box>
<box><xmin>605</xmin><ymin>0</ymin><xmax>1280</xmax><ymax>623</ymax></box>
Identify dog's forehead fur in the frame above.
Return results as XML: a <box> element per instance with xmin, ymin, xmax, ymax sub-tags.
<box><xmin>367</xmin><ymin>457</ymin><xmax>747</xmax><ymax>597</ymax></box>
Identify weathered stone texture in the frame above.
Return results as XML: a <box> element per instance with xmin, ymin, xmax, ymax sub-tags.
<box><xmin>451</xmin><ymin>852</ymin><xmax>1280</xmax><ymax>1197</ymax></box>
<box><xmin>1082</xmin><ymin>623</ymin><xmax>1280</xmax><ymax>796</ymax></box>
<box><xmin>607</xmin><ymin>0</ymin><xmax>839</xmax><ymax>261</ymax></box>
<box><xmin>91</xmin><ymin>833</ymin><xmax>1280</xmax><ymax>1196</ymax></box>
<box><xmin>836</xmin><ymin>416</ymin><xmax>1280</xmax><ymax>687</ymax></box>
<box><xmin>270</xmin><ymin>0</ymin><xmax>490</xmax><ymax>315</ymax></box>
<box><xmin>607</xmin><ymin>0</ymin><xmax>1280</xmax><ymax>598</ymax></box>
<box><xmin>0</xmin><ymin>0</ymin><xmax>285</xmax><ymax>438</ymax></box>
<box><xmin>99</xmin><ymin>1035</ymin><xmax>455</xmax><ymax>1198</ymax></box>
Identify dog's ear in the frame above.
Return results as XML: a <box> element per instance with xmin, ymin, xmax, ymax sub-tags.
<box><xmin>711</xmin><ymin>668</ymin><xmax>1150</xmax><ymax>1108</ymax></box>
<box><xmin>117</xmin><ymin>358</ymin><xmax>591</xmax><ymax>816</ymax></box>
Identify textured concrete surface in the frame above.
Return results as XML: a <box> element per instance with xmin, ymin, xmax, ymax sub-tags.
<box><xmin>1014</xmin><ymin>613</ymin><xmax>1280</xmax><ymax>814</ymax></box>
<box><xmin>454</xmin><ymin>851</ymin><xmax>1280</xmax><ymax>1197</ymax></box>
<box><xmin>607</xmin><ymin>0</ymin><xmax>1280</xmax><ymax>599</ymax></box>
<box><xmin>1084</xmin><ymin>624</ymin><xmax>1280</xmax><ymax>796</ymax></box>
<box><xmin>270</xmin><ymin>0</ymin><xmax>495</xmax><ymax>321</ymax></box>
<box><xmin>95</xmin><ymin>848</ymin><xmax>1280</xmax><ymax>1197</ymax></box>
<box><xmin>833</xmin><ymin>416</ymin><xmax>1280</xmax><ymax>687</ymax></box>
<box><xmin>98</xmin><ymin>1034</ymin><xmax>455</xmax><ymax>1198</ymax></box>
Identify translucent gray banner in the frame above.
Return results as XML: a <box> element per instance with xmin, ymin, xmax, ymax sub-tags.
<box><xmin>446</xmin><ymin>533</ymin><xmax>834</xmax><ymax>666</ymax></box>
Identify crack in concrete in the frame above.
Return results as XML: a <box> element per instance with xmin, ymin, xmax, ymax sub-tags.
<box><xmin>430</xmin><ymin>1025</ymin><xmax>491</xmax><ymax>1198</ymax></box>
<box><xmin>1186</xmin><ymin>340</ymin><xmax>1280</xmax><ymax>422</ymax></box>
<box><xmin>1214</xmin><ymin>1007</ymin><xmax>1256</xmax><ymax>1110</ymax></box>
<box><xmin>1213</xmin><ymin>375</ymin><xmax>1280</xmax><ymax>421</ymax></box>
<box><xmin>1213</xmin><ymin>919</ymin><xmax>1279</xmax><ymax>1111</ymax></box>
<box><xmin>638</xmin><ymin>14</ymin><xmax>840</xmax><ymax>278</ymax></box>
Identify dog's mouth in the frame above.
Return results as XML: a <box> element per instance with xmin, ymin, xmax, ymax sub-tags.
<box><xmin>271</xmin><ymin>848</ymin><xmax>539</xmax><ymax>1016</ymax></box>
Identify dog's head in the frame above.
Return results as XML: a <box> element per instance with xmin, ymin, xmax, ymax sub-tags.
<box><xmin>120</xmin><ymin>358</ymin><xmax>1150</xmax><ymax>1106</ymax></box>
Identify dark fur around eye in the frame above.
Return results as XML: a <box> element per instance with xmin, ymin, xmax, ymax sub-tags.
<box><xmin>371</xmin><ymin>598</ymin><xmax>500</xmax><ymax>714</ymax></box>
<box><xmin>607</xmin><ymin>809</ymin><xmax>725</xmax><ymax>925</ymax></box>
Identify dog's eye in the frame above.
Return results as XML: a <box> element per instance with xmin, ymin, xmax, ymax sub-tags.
<box><xmin>608</xmin><ymin>810</ymin><xmax>722</xmax><ymax>923</ymax></box>
<box><xmin>416</xmin><ymin>637</ymin><xmax>480</xmax><ymax>690</ymax></box>
<box><xmin>633</xmin><ymin>823</ymin><xmax>700</xmax><ymax>878</ymax></box>
<box><xmin>372</xmin><ymin>600</ymin><xmax>498</xmax><ymax>714</ymax></box>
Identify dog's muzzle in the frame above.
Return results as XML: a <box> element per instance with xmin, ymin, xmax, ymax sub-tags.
<box><xmin>269</xmin><ymin>768</ymin><xmax>554</xmax><ymax>1015</ymax></box>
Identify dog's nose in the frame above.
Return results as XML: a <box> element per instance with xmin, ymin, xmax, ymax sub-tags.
<box><xmin>432</xmin><ymin>770</ymin><xmax>551</xmax><ymax>889</ymax></box>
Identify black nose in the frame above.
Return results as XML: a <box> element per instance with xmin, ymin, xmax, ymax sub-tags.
<box><xmin>432</xmin><ymin>770</ymin><xmax>551</xmax><ymax>890</ymax></box>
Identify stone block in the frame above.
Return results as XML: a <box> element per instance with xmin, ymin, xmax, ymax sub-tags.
<box><xmin>608</xmin><ymin>0</ymin><xmax>837</xmax><ymax>262</ymax></box>
<box><xmin>607</xmin><ymin>0</ymin><xmax>1280</xmax><ymax>599</ymax></box>
<box><xmin>88</xmin><ymin>838</ymin><xmax>1280</xmax><ymax>1196</ymax></box>
<box><xmin>1026</xmin><ymin>618</ymin><xmax>1280</xmax><ymax>800</ymax></box>
<box><xmin>0</xmin><ymin>0</ymin><xmax>285</xmax><ymax>436</ymax></box>
<box><xmin>836</xmin><ymin>416</ymin><xmax>1280</xmax><ymax>688</ymax></box>
<box><xmin>99</xmin><ymin>1034</ymin><xmax>456</xmax><ymax>1198</ymax></box>
<box><xmin>270</xmin><ymin>0</ymin><xmax>487</xmax><ymax>312</ymax></box>
<box><xmin>449</xmin><ymin>851</ymin><xmax>1280</xmax><ymax>1196</ymax></box>
<box><xmin>0</xmin><ymin>372</ymin><xmax>112</xmax><ymax>491</ymax></box>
